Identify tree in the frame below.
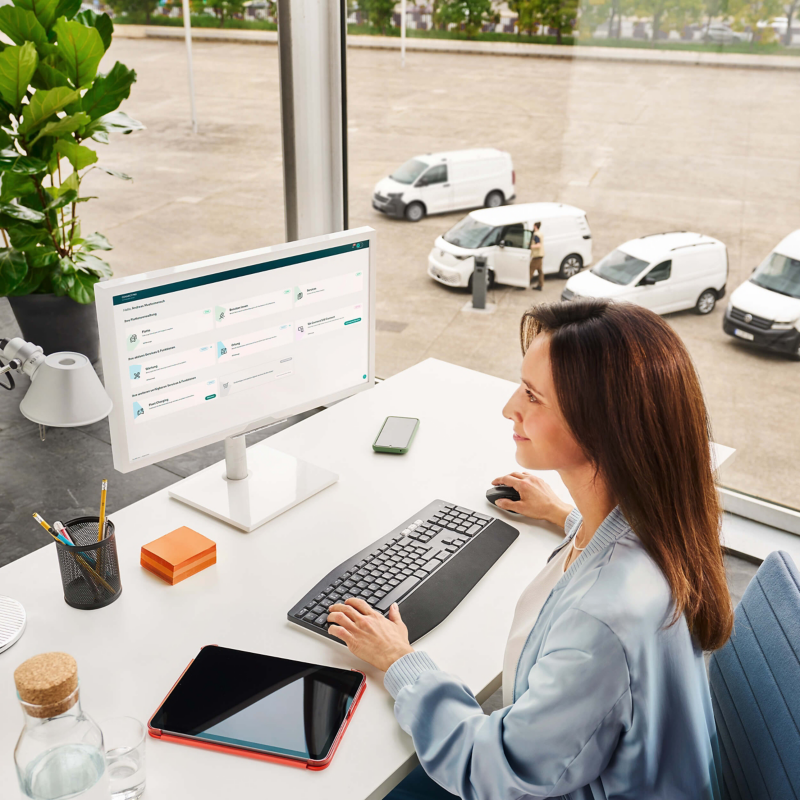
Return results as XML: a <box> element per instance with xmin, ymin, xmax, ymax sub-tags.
<box><xmin>106</xmin><ymin>0</ymin><xmax>159</xmax><ymax>25</ymax></box>
<box><xmin>513</xmin><ymin>0</ymin><xmax>542</xmax><ymax>35</ymax></box>
<box><xmin>702</xmin><ymin>0</ymin><xmax>728</xmax><ymax>36</ymax></box>
<box><xmin>537</xmin><ymin>0</ymin><xmax>579</xmax><ymax>40</ymax></box>
<box><xmin>438</xmin><ymin>0</ymin><xmax>498</xmax><ymax>37</ymax></box>
<box><xmin>191</xmin><ymin>0</ymin><xmax>246</xmax><ymax>27</ymax></box>
<box><xmin>359</xmin><ymin>0</ymin><xmax>396</xmax><ymax>34</ymax></box>
<box><xmin>784</xmin><ymin>0</ymin><xmax>799</xmax><ymax>43</ymax></box>
<box><xmin>729</xmin><ymin>0</ymin><xmax>782</xmax><ymax>43</ymax></box>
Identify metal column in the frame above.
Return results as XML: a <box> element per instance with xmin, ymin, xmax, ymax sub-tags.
<box><xmin>278</xmin><ymin>0</ymin><xmax>348</xmax><ymax>242</ymax></box>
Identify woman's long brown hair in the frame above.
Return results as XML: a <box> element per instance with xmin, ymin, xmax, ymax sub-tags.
<box><xmin>521</xmin><ymin>299</ymin><xmax>733</xmax><ymax>651</ymax></box>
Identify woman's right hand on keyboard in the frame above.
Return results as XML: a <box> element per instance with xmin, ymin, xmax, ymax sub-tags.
<box><xmin>491</xmin><ymin>472</ymin><xmax>573</xmax><ymax>528</ymax></box>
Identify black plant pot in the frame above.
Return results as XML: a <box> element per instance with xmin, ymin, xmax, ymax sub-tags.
<box><xmin>7</xmin><ymin>294</ymin><xmax>100</xmax><ymax>363</ymax></box>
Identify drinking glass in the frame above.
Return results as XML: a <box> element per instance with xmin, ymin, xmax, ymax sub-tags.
<box><xmin>100</xmin><ymin>717</ymin><xmax>146</xmax><ymax>800</ymax></box>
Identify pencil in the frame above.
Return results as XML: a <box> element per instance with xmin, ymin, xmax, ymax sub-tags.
<box><xmin>97</xmin><ymin>479</ymin><xmax>108</xmax><ymax>542</ymax></box>
<box><xmin>33</xmin><ymin>512</ymin><xmax>114</xmax><ymax>594</ymax></box>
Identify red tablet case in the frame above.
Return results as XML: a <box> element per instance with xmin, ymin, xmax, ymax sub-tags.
<box><xmin>147</xmin><ymin>647</ymin><xmax>366</xmax><ymax>770</ymax></box>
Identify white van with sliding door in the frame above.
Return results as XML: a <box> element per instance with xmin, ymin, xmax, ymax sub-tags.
<box><xmin>562</xmin><ymin>232</ymin><xmax>727</xmax><ymax>315</ymax></box>
<box><xmin>723</xmin><ymin>229</ymin><xmax>800</xmax><ymax>359</ymax></box>
<box><xmin>372</xmin><ymin>149</ymin><xmax>515</xmax><ymax>222</ymax></box>
<box><xmin>427</xmin><ymin>203</ymin><xmax>592</xmax><ymax>289</ymax></box>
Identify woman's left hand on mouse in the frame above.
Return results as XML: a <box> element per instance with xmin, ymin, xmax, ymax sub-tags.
<box><xmin>328</xmin><ymin>598</ymin><xmax>414</xmax><ymax>671</ymax></box>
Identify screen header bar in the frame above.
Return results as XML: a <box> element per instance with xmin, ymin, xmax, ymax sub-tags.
<box><xmin>112</xmin><ymin>240</ymin><xmax>370</xmax><ymax>305</ymax></box>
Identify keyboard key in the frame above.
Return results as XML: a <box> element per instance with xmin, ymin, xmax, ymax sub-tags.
<box><xmin>333</xmin><ymin>579</ymin><xmax>343</xmax><ymax>587</ymax></box>
<box><xmin>466</xmin><ymin>524</ymin><xmax>482</xmax><ymax>536</ymax></box>
<box><xmin>294</xmin><ymin>609</ymin><xmax>308</xmax><ymax>618</ymax></box>
<box><xmin>313</xmin><ymin>604</ymin><xmax>326</xmax><ymax>614</ymax></box>
<box><xmin>315</xmin><ymin>614</ymin><xmax>328</xmax><ymax>626</ymax></box>
<box><xmin>413</xmin><ymin>569</ymin><xmax>427</xmax><ymax>579</ymax></box>
<box><xmin>445</xmin><ymin>545</ymin><xmax>458</xmax><ymax>553</ymax></box>
<box><xmin>343</xmin><ymin>579</ymin><xmax>355</xmax><ymax>589</ymax></box>
<box><xmin>321</xmin><ymin>598</ymin><xmax>334</xmax><ymax>608</ymax></box>
<box><xmin>366</xmin><ymin>596</ymin><xmax>379</xmax><ymax>606</ymax></box>
<box><xmin>375</xmin><ymin>590</ymin><xmax>387</xmax><ymax>598</ymax></box>
<box><xmin>314</xmin><ymin>593</ymin><xmax>325</xmax><ymax>602</ymax></box>
<box><xmin>376</xmin><ymin>575</ymin><xmax>422</xmax><ymax>611</ymax></box>
<box><xmin>423</xmin><ymin>559</ymin><xmax>441</xmax><ymax>572</ymax></box>
<box><xmin>304</xmin><ymin>612</ymin><xmax>318</xmax><ymax>622</ymax></box>
<box><xmin>368</xmin><ymin>583</ymin><xmax>380</xmax><ymax>591</ymax></box>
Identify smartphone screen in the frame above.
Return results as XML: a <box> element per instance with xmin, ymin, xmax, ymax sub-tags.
<box><xmin>375</xmin><ymin>417</ymin><xmax>418</xmax><ymax>449</ymax></box>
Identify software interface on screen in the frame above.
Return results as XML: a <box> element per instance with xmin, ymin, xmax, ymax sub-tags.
<box><xmin>108</xmin><ymin>240</ymin><xmax>371</xmax><ymax>464</ymax></box>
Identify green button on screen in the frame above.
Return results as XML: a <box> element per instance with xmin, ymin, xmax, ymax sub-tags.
<box><xmin>205</xmin><ymin>394</ymin><xmax>217</xmax><ymax>400</ymax></box>
<box><xmin>344</xmin><ymin>317</ymin><xmax>361</xmax><ymax>326</ymax></box>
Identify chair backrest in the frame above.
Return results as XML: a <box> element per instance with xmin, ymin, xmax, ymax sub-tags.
<box><xmin>709</xmin><ymin>550</ymin><xmax>800</xmax><ymax>800</ymax></box>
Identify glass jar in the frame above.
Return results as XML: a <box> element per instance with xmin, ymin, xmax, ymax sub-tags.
<box><xmin>15</xmin><ymin>685</ymin><xmax>110</xmax><ymax>800</ymax></box>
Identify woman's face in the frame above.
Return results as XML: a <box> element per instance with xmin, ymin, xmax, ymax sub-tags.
<box><xmin>502</xmin><ymin>334</ymin><xmax>587</xmax><ymax>471</ymax></box>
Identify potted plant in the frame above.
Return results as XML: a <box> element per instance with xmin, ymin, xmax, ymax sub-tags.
<box><xmin>0</xmin><ymin>0</ymin><xmax>143</xmax><ymax>362</ymax></box>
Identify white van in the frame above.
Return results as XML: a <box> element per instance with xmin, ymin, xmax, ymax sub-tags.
<box><xmin>427</xmin><ymin>203</ymin><xmax>592</xmax><ymax>289</ymax></box>
<box><xmin>562</xmin><ymin>232</ymin><xmax>727</xmax><ymax>315</ymax></box>
<box><xmin>723</xmin><ymin>229</ymin><xmax>800</xmax><ymax>360</ymax></box>
<box><xmin>373</xmin><ymin>149</ymin><xmax>515</xmax><ymax>222</ymax></box>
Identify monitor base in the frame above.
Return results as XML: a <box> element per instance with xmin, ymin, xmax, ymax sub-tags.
<box><xmin>168</xmin><ymin>445</ymin><xmax>338</xmax><ymax>532</ymax></box>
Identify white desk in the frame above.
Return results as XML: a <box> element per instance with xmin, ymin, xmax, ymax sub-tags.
<box><xmin>0</xmin><ymin>359</ymin><xmax>732</xmax><ymax>799</ymax></box>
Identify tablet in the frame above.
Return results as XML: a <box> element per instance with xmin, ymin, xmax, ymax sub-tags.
<box><xmin>148</xmin><ymin>645</ymin><xmax>366</xmax><ymax>770</ymax></box>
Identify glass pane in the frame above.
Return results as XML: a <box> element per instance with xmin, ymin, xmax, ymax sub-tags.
<box><xmin>423</xmin><ymin>165</ymin><xmax>448</xmax><ymax>184</ymax></box>
<box><xmin>390</xmin><ymin>159</ymin><xmax>429</xmax><ymax>185</ymax></box>
<box><xmin>592</xmin><ymin>251</ymin><xmax>650</xmax><ymax>285</ymax></box>
<box><xmin>443</xmin><ymin>218</ymin><xmax>501</xmax><ymax>249</ymax></box>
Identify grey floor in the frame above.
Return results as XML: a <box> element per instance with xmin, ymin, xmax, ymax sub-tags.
<box><xmin>1</xmin><ymin>298</ymin><xmax>758</xmax><ymax>714</ymax></box>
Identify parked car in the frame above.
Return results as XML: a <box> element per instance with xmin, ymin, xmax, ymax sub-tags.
<box><xmin>723</xmin><ymin>229</ymin><xmax>800</xmax><ymax>360</ymax></box>
<box><xmin>562</xmin><ymin>232</ymin><xmax>727</xmax><ymax>315</ymax></box>
<box><xmin>427</xmin><ymin>203</ymin><xmax>592</xmax><ymax>289</ymax></box>
<box><xmin>372</xmin><ymin>149</ymin><xmax>515</xmax><ymax>222</ymax></box>
<box><xmin>703</xmin><ymin>23</ymin><xmax>750</xmax><ymax>43</ymax></box>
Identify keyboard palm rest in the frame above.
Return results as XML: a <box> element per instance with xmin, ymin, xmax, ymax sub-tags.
<box><xmin>288</xmin><ymin>500</ymin><xmax>519</xmax><ymax>644</ymax></box>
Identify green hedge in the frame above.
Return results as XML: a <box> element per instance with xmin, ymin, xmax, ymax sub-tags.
<box><xmin>113</xmin><ymin>15</ymin><xmax>797</xmax><ymax>55</ymax></box>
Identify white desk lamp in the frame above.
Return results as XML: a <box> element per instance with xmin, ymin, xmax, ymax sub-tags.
<box><xmin>0</xmin><ymin>336</ymin><xmax>113</xmax><ymax>652</ymax></box>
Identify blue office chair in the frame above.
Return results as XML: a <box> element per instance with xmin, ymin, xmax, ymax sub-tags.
<box><xmin>709</xmin><ymin>550</ymin><xmax>800</xmax><ymax>800</ymax></box>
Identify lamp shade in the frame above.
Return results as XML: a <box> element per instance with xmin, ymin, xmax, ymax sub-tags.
<box><xmin>19</xmin><ymin>351</ymin><xmax>113</xmax><ymax>427</ymax></box>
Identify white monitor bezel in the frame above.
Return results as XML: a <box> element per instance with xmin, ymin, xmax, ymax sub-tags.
<box><xmin>95</xmin><ymin>227</ymin><xmax>377</xmax><ymax>473</ymax></box>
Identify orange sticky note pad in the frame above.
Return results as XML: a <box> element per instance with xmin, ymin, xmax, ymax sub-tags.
<box><xmin>140</xmin><ymin>527</ymin><xmax>216</xmax><ymax>585</ymax></box>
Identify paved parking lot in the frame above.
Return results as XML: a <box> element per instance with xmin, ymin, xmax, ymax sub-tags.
<box><xmin>63</xmin><ymin>37</ymin><xmax>800</xmax><ymax>508</ymax></box>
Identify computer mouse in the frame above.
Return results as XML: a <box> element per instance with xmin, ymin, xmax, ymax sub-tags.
<box><xmin>486</xmin><ymin>485</ymin><xmax>521</xmax><ymax>513</ymax></box>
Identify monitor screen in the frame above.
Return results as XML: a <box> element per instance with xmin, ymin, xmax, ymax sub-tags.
<box><xmin>96</xmin><ymin>229</ymin><xmax>374</xmax><ymax>471</ymax></box>
<box><xmin>149</xmin><ymin>646</ymin><xmax>364</xmax><ymax>762</ymax></box>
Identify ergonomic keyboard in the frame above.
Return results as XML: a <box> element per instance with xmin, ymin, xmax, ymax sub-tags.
<box><xmin>288</xmin><ymin>500</ymin><xmax>519</xmax><ymax>644</ymax></box>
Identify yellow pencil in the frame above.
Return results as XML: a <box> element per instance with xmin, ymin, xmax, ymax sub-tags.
<box><xmin>33</xmin><ymin>512</ymin><xmax>114</xmax><ymax>593</ymax></box>
<box><xmin>97</xmin><ymin>479</ymin><xmax>108</xmax><ymax>542</ymax></box>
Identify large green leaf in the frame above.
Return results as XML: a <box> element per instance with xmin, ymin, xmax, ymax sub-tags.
<box><xmin>80</xmin><ymin>63</ymin><xmax>137</xmax><ymax>120</ymax></box>
<box><xmin>55</xmin><ymin>0</ymin><xmax>82</xmax><ymax>21</ymax></box>
<box><xmin>0</xmin><ymin>247</ymin><xmax>28</xmax><ymax>294</ymax></box>
<box><xmin>54</xmin><ymin>17</ymin><xmax>103</xmax><ymax>88</ymax></box>
<box><xmin>74</xmin><ymin>9</ymin><xmax>112</xmax><ymax>50</ymax></box>
<box><xmin>0</xmin><ymin>200</ymin><xmax>45</xmax><ymax>223</ymax></box>
<box><xmin>8</xmin><ymin>221</ymin><xmax>49</xmax><ymax>250</ymax></box>
<box><xmin>33</xmin><ymin>60</ymin><xmax>72</xmax><ymax>90</ymax></box>
<box><xmin>0</xmin><ymin>171</ymin><xmax>36</xmax><ymax>202</ymax></box>
<box><xmin>7</xmin><ymin>259</ymin><xmax>48</xmax><ymax>294</ymax></box>
<box><xmin>0</xmin><ymin>149</ymin><xmax>47</xmax><ymax>174</ymax></box>
<box><xmin>14</xmin><ymin>0</ymin><xmax>59</xmax><ymax>31</ymax></box>
<box><xmin>80</xmin><ymin>231</ymin><xmax>110</xmax><ymax>251</ymax></box>
<box><xmin>74</xmin><ymin>250</ymin><xmax>110</xmax><ymax>276</ymax></box>
<box><xmin>0</xmin><ymin>129</ymin><xmax>12</xmax><ymax>150</ymax></box>
<box><xmin>0</xmin><ymin>6</ymin><xmax>48</xmax><ymax>48</ymax></box>
<box><xmin>28</xmin><ymin>110</ymin><xmax>89</xmax><ymax>144</ymax></box>
<box><xmin>0</xmin><ymin>42</ymin><xmax>38</xmax><ymax>109</ymax></box>
<box><xmin>44</xmin><ymin>187</ymin><xmax>75</xmax><ymax>209</ymax></box>
<box><xmin>18</xmin><ymin>86</ymin><xmax>81</xmax><ymax>134</ymax></box>
<box><xmin>96</xmin><ymin>165</ymin><xmax>131</xmax><ymax>180</ymax></box>
<box><xmin>67</xmin><ymin>268</ymin><xmax>96</xmax><ymax>303</ymax></box>
<box><xmin>55</xmin><ymin>138</ymin><xmax>96</xmax><ymax>170</ymax></box>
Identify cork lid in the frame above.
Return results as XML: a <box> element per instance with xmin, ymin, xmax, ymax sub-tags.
<box><xmin>14</xmin><ymin>652</ymin><xmax>79</xmax><ymax>717</ymax></box>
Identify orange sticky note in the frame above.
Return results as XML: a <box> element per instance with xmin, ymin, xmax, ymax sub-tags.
<box><xmin>140</xmin><ymin>527</ymin><xmax>216</xmax><ymax>585</ymax></box>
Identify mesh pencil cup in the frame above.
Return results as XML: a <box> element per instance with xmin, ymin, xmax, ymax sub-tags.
<box><xmin>55</xmin><ymin>516</ymin><xmax>122</xmax><ymax>609</ymax></box>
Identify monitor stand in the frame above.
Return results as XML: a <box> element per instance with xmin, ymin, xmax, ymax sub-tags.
<box><xmin>168</xmin><ymin>434</ymin><xmax>338</xmax><ymax>532</ymax></box>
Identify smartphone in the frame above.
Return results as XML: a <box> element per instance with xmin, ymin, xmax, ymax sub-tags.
<box><xmin>372</xmin><ymin>416</ymin><xmax>420</xmax><ymax>454</ymax></box>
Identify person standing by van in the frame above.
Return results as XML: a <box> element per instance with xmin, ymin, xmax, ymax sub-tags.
<box><xmin>529</xmin><ymin>222</ymin><xmax>544</xmax><ymax>290</ymax></box>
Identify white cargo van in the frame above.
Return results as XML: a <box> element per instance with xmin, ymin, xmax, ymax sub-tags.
<box><xmin>373</xmin><ymin>149</ymin><xmax>515</xmax><ymax>222</ymax></box>
<box><xmin>427</xmin><ymin>203</ymin><xmax>592</xmax><ymax>289</ymax></box>
<box><xmin>723</xmin><ymin>229</ymin><xmax>800</xmax><ymax>359</ymax></box>
<box><xmin>562</xmin><ymin>232</ymin><xmax>727</xmax><ymax>315</ymax></box>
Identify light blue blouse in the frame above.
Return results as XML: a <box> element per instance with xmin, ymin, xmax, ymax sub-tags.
<box><xmin>384</xmin><ymin>506</ymin><xmax>721</xmax><ymax>800</ymax></box>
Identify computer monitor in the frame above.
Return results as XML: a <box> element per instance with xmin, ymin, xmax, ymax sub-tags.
<box><xmin>95</xmin><ymin>227</ymin><xmax>376</xmax><ymax>531</ymax></box>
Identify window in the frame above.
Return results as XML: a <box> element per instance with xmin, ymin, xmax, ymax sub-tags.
<box><xmin>390</xmin><ymin>159</ymin><xmax>429</xmax><ymax>185</ymax></box>
<box><xmin>419</xmin><ymin>165</ymin><xmax>447</xmax><ymax>185</ymax></box>
<box><xmin>502</xmin><ymin>224</ymin><xmax>529</xmax><ymax>249</ymax></box>
<box><xmin>751</xmin><ymin>253</ymin><xmax>800</xmax><ymax>299</ymax></box>
<box><xmin>592</xmin><ymin>250</ymin><xmax>649</xmax><ymax>285</ymax></box>
<box><xmin>644</xmin><ymin>260</ymin><xmax>671</xmax><ymax>283</ymax></box>
<box><xmin>443</xmin><ymin>218</ymin><xmax>502</xmax><ymax>249</ymax></box>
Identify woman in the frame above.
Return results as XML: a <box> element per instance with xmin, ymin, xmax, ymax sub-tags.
<box><xmin>328</xmin><ymin>299</ymin><xmax>732</xmax><ymax>800</ymax></box>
